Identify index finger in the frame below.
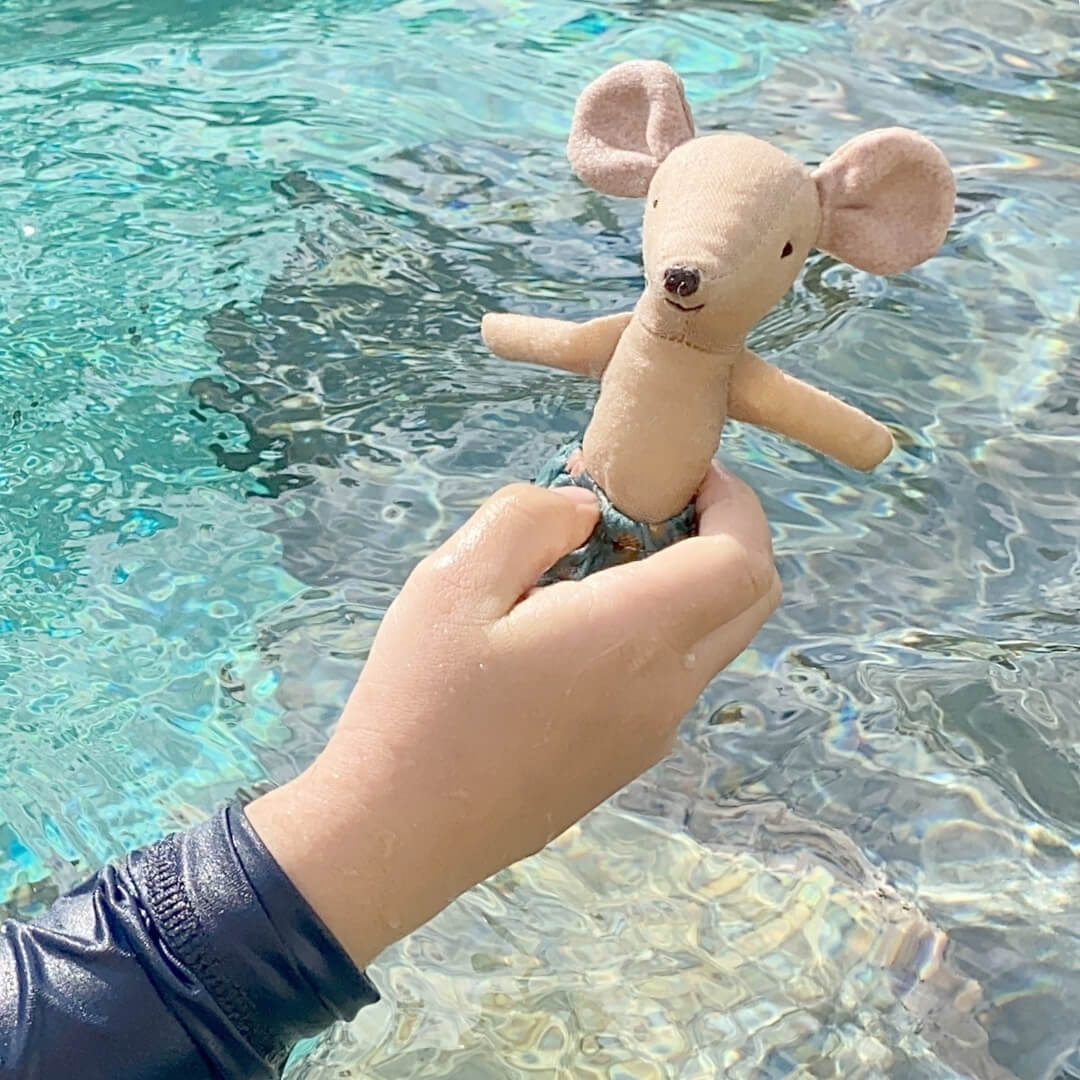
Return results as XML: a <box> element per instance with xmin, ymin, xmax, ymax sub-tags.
<box><xmin>695</xmin><ymin>462</ymin><xmax>774</xmax><ymax>562</ymax></box>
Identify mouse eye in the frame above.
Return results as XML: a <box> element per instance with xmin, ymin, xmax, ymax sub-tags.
<box><xmin>652</xmin><ymin>199</ymin><xmax>659</xmax><ymax>209</ymax></box>
<box><xmin>781</xmin><ymin>240</ymin><xmax>794</xmax><ymax>259</ymax></box>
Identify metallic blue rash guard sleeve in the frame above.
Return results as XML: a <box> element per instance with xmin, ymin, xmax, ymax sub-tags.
<box><xmin>0</xmin><ymin>802</ymin><xmax>379</xmax><ymax>1079</ymax></box>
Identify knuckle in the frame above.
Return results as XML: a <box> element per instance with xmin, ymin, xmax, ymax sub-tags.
<box><xmin>766</xmin><ymin>570</ymin><xmax>784</xmax><ymax>613</ymax></box>
<box><xmin>405</xmin><ymin>552</ymin><xmax>440</xmax><ymax>593</ymax></box>
<box><xmin>625</xmin><ymin>641</ymin><xmax>657</xmax><ymax>678</ymax></box>
<box><xmin>743</xmin><ymin>544</ymin><xmax>778</xmax><ymax>601</ymax></box>
<box><xmin>620</xmin><ymin>626</ymin><xmax>667</xmax><ymax>677</ymax></box>
<box><xmin>711</xmin><ymin>534</ymin><xmax>774</xmax><ymax>604</ymax></box>
<box><xmin>408</xmin><ymin>550</ymin><xmax>475</xmax><ymax>613</ymax></box>
<box><xmin>654</xmin><ymin>616</ymin><xmax>693</xmax><ymax>665</ymax></box>
<box><xmin>410</xmin><ymin>546</ymin><xmax>456</xmax><ymax>586</ymax></box>
<box><xmin>585</xmin><ymin>596</ymin><xmax>656</xmax><ymax>677</ymax></box>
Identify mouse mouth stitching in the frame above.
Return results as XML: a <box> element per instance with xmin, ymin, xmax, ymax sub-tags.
<box><xmin>665</xmin><ymin>298</ymin><xmax>706</xmax><ymax>313</ymax></box>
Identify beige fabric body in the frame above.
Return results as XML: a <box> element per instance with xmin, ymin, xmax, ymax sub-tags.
<box><xmin>482</xmin><ymin>60</ymin><xmax>955</xmax><ymax>522</ymax></box>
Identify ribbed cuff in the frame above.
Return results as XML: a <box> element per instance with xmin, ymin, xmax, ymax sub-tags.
<box><xmin>134</xmin><ymin>802</ymin><xmax>379</xmax><ymax>1072</ymax></box>
<box><xmin>230</xmin><ymin>803</ymin><xmax>381</xmax><ymax>1018</ymax></box>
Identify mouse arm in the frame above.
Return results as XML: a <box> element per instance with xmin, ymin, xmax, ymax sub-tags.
<box><xmin>480</xmin><ymin>311</ymin><xmax>632</xmax><ymax>378</ymax></box>
<box><xmin>728</xmin><ymin>350</ymin><xmax>894</xmax><ymax>470</ymax></box>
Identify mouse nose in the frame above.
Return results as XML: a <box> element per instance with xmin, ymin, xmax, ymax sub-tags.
<box><xmin>663</xmin><ymin>266</ymin><xmax>700</xmax><ymax>298</ymax></box>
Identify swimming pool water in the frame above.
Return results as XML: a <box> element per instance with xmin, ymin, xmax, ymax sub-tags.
<box><xmin>1</xmin><ymin>0</ymin><xmax>1079</xmax><ymax>1076</ymax></box>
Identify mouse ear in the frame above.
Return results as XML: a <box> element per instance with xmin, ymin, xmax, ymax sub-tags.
<box><xmin>813</xmin><ymin>128</ymin><xmax>955</xmax><ymax>275</ymax></box>
<box><xmin>567</xmin><ymin>60</ymin><xmax>695</xmax><ymax>198</ymax></box>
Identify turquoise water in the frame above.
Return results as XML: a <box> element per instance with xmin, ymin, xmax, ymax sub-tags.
<box><xmin>2</xmin><ymin>0</ymin><xmax>1079</xmax><ymax>1075</ymax></box>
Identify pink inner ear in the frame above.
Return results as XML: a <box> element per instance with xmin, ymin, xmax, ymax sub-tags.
<box><xmin>567</xmin><ymin>60</ymin><xmax>695</xmax><ymax>198</ymax></box>
<box><xmin>814</xmin><ymin>127</ymin><xmax>955</xmax><ymax>275</ymax></box>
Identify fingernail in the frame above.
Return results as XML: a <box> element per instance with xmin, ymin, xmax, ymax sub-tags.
<box><xmin>552</xmin><ymin>486</ymin><xmax>598</xmax><ymax>507</ymax></box>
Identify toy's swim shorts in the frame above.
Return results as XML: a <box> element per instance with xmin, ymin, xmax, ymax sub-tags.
<box><xmin>535</xmin><ymin>441</ymin><xmax>698</xmax><ymax>584</ymax></box>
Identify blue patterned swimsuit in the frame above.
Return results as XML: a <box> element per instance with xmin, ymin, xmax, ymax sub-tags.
<box><xmin>535</xmin><ymin>440</ymin><xmax>698</xmax><ymax>583</ymax></box>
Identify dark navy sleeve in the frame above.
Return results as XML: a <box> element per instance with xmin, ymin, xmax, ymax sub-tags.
<box><xmin>0</xmin><ymin>802</ymin><xmax>380</xmax><ymax>1080</ymax></box>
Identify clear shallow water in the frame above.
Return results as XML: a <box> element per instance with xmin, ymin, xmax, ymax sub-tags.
<box><xmin>1</xmin><ymin>0</ymin><xmax>1079</xmax><ymax>1076</ymax></box>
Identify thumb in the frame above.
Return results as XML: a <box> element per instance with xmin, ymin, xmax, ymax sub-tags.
<box><xmin>427</xmin><ymin>483</ymin><xmax>599</xmax><ymax>618</ymax></box>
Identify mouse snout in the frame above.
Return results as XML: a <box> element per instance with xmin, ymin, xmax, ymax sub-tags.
<box><xmin>662</xmin><ymin>266</ymin><xmax>701</xmax><ymax>298</ymax></box>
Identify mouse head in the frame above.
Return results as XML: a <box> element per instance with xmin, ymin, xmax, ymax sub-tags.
<box><xmin>567</xmin><ymin>60</ymin><xmax>955</xmax><ymax>349</ymax></box>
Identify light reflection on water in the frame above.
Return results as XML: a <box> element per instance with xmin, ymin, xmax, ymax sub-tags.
<box><xmin>1</xmin><ymin>0</ymin><xmax>1079</xmax><ymax>1076</ymax></box>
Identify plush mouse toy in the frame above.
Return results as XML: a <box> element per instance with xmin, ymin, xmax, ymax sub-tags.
<box><xmin>481</xmin><ymin>60</ymin><xmax>955</xmax><ymax>582</ymax></box>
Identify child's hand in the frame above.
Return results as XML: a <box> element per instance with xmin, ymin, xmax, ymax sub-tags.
<box><xmin>247</xmin><ymin>465</ymin><xmax>780</xmax><ymax>967</ymax></box>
